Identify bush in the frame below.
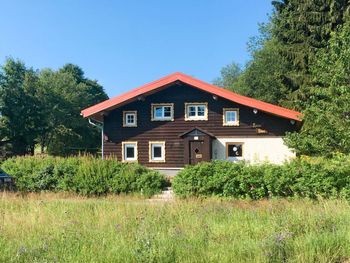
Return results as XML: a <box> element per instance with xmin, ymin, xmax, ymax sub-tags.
<box><xmin>1</xmin><ymin>156</ymin><xmax>166</xmax><ymax>197</ymax></box>
<box><xmin>173</xmin><ymin>155</ymin><xmax>350</xmax><ymax>200</ymax></box>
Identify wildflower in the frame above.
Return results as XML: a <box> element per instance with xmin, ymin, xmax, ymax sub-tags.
<box><xmin>115</xmin><ymin>224</ymin><xmax>121</xmax><ymax>232</ymax></box>
<box><xmin>16</xmin><ymin>246</ymin><xmax>27</xmax><ymax>257</ymax></box>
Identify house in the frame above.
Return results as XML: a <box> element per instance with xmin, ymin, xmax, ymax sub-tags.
<box><xmin>81</xmin><ymin>72</ymin><xmax>302</xmax><ymax>173</ymax></box>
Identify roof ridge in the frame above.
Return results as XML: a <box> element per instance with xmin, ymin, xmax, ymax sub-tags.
<box><xmin>81</xmin><ymin>72</ymin><xmax>302</xmax><ymax>121</ymax></box>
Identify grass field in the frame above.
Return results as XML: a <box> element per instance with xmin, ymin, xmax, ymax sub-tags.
<box><xmin>1</xmin><ymin>193</ymin><xmax>350</xmax><ymax>263</ymax></box>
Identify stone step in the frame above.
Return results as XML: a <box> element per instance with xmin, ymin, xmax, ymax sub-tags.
<box><xmin>151</xmin><ymin>187</ymin><xmax>174</xmax><ymax>200</ymax></box>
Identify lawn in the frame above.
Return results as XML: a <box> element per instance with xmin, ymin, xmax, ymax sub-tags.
<box><xmin>1</xmin><ymin>193</ymin><xmax>350</xmax><ymax>263</ymax></box>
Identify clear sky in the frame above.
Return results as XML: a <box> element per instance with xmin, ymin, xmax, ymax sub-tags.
<box><xmin>0</xmin><ymin>0</ymin><xmax>272</xmax><ymax>98</ymax></box>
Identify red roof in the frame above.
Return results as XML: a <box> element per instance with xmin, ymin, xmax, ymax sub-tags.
<box><xmin>81</xmin><ymin>72</ymin><xmax>302</xmax><ymax>121</ymax></box>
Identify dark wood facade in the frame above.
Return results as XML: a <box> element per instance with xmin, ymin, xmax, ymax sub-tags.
<box><xmin>103</xmin><ymin>82</ymin><xmax>298</xmax><ymax>167</ymax></box>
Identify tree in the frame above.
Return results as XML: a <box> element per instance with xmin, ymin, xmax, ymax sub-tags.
<box><xmin>216</xmin><ymin>1</ymin><xmax>350</xmax><ymax>109</ymax></box>
<box><xmin>272</xmin><ymin>0</ymin><xmax>350</xmax><ymax>108</ymax></box>
<box><xmin>285</xmin><ymin>20</ymin><xmax>350</xmax><ymax>155</ymax></box>
<box><xmin>0</xmin><ymin>58</ymin><xmax>43</xmax><ymax>155</ymax></box>
<box><xmin>218</xmin><ymin>23</ymin><xmax>294</xmax><ymax>105</ymax></box>
<box><xmin>237</xmin><ymin>37</ymin><xmax>293</xmax><ymax>105</ymax></box>
<box><xmin>37</xmin><ymin>64</ymin><xmax>108</xmax><ymax>155</ymax></box>
<box><xmin>213</xmin><ymin>62</ymin><xmax>242</xmax><ymax>90</ymax></box>
<box><xmin>0</xmin><ymin>59</ymin><xmax>108</xmax><ymax>157</ymax></box>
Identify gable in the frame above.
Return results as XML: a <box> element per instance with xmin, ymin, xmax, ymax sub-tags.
<box><xmin>81</xmin><ymin>72</ymin><xmax>302</xmax><ymax>122</ymax></box>
<box><xmin>179</xmin><ymin>127</ymin><xmax>216</xmax><ymax>138</ymax></box>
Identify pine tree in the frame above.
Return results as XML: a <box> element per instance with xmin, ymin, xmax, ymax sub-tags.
<box><xmin>272</xmin><ymin>0</ymin><xmax>350</xmax><ymax>108</ymax></box>
<box><xmin>218</xmin><ymin>1</ymin><xmax>350</xmax><ymax>109</ymax></box>
<box><xmin>284</xmin><ymin>20</ymin><xmax>350</xmax><ymax>155</ymax></box>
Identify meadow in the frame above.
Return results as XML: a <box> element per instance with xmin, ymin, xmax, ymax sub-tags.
<box><xmin>1</xmin><ymin>193</ymin><xmax>350</xmax><ymax>263</ymax></box>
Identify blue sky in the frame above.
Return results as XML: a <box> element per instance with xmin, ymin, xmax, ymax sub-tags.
<box><xmin>0</xmin><ymin>0</ymin><xmax>272</xmax><ymax>97</ymax></box>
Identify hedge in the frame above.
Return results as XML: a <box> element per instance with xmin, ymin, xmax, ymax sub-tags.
<box><xmin>1</xmin><ymin>156</ymin><xmax>166</xmax><ymax>196</ymax></box>
<box><xmin>172</xmin><ymin>155</ymin><xmax>350</xmax><ymax>199</ymax></box>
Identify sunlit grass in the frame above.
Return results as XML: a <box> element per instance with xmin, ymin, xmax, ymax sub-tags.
<box><xmin>1</xmin><ymin>192</ymin><xmax>350</xmax><ymax>262</ymax></box>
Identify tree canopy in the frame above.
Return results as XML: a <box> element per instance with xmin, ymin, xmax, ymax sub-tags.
<box><xmin>0</xmin><ymin>59</ymin><xmax>108</xmax><ymax>157</ymax></box>
<box><xmin>285</xmin><ymin>20</ymin><xmax>350</xmax><ymax>156</ymax></box>
<box><xmin>216</xmin><ymin>0</ymin><xmax>350</xmax><ymax>108</ymax></box>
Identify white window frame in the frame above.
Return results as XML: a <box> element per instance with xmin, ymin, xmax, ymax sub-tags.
<box><xmin>223</xmin><ymin>108</ymin><xmax>239</xmax><ymax>126</ymax></box>
<box><xmin>151</xmin><ymin>103</ymin><xmax>174</xmax><ymax>121</ymax></box>
<box><xmin>122</xmin><ymin>141</ymin><xmax>138</xmax><ymax>162</ymax></box>
<box><xmin>123</xmin><ymin>111</ymin><xmax>137</xmax><ymax>127</ymax></box>
<box><xmin>149</xmin><ymin>141</ymin><xmax>166</xmax><ymax>162</ymax></box>
<box><xmin>185</xmin><ymin>102</ymin><xmax>208</xmax><ymax>121</ymax></box>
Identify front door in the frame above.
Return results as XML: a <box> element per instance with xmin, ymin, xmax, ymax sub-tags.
<box><xmin>180</xmin><ymin>128</ymin><xmax>214</xmax><ymax>165</ymax></box>
<box><xmin>189</xmin><ymin>140</ymin><xmax>205</xmax><ymax>165</ymax></box>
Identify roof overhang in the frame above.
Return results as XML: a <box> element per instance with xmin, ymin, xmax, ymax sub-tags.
<box><xmin>81</xmin><ymin>72</ymin><xmax>303</xmax><ymax>122</ymax></box>
<box><xmin>179</xmin><ymin>127</ymin><xmax>216</xmax><ymax>138</ymax></box>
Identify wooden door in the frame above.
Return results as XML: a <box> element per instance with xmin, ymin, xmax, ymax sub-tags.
<box><xmin>189</xmin><ymin>140</ymin><xmax>205</xmax><ymax>165</ymax></box>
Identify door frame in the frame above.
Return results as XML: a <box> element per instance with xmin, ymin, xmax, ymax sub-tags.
<box><xmin>179</xmin><ymin>127</ymin><xmax>215</xmax><ymax>165</ymax></box>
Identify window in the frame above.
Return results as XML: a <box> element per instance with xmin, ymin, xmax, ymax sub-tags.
<box><xmin>223</xmin><ymin>108</ymin><xmax>239</xmax><ymax>126</ymax></box>
<box><xmin>122</xmin><ymin>142</ymin><xmax>138</xmax><ymax>162</ymax></box>
<box><xmin>185</xmin><ymin>103</ymin><xmax>208</xmax><ymax>121</ymax></box>
<box><xmin>123</xmin><ymin>111</ymin><xmax>137</xmax><ymax>127</ymax></box>
<box><xmin>151</xmin><ymin>103</ymin><xmax>174</xmax><ymax>121</ymax></box>
<box><xmin>226</xmin><ymin>143</ymin><xmax>243</xmax><ymax>158</ymax></box>
<box><xmin>149</xmin><ymin>141</ymin><xmax>165</xmax><ymax>162</ymax></box>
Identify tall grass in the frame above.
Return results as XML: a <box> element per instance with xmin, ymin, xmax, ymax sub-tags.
<box><xmin>1</xmin><ymin>193</ymin><xmax>350</xmax><ymax>262</ymax></box>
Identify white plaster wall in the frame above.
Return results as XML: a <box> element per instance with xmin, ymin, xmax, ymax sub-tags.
<box><xmin>212</xmin><ymin>137</ymin><xmax>295</xmax><ymax>164</ymax></box>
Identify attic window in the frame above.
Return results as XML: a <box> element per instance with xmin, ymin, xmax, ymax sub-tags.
<box><xmin>185</xmin><ymin>103</ymin><xmax>208</xmax><ymax>121</ymax></box>
<box><xmin>151</xmin><ymin>103</ymin><xmax>174</xmax><ymax>121</ymax></box>
<box><xmin>123</xmin><ymin>111</ymin><xmax>137</xmax><ymax>127</ymax></box>
<box><xmin>223</xmin><ymin>108</ymin><xmax>239</xmax><ymax>126</ymax></box>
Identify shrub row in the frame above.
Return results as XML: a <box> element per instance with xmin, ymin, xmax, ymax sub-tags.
<box><xmin>172</xmin><ymin>155</ymin><xmax>350</xmax><ymax>199</ymax></box>
<box><xmin>1</xmin><ymin>156</ymin><xmax>166</xmax><ymax>196</ymax></box>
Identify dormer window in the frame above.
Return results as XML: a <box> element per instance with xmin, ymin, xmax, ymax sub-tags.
<box><xmin>223</xmin><ymin>108</ymin><xmax>239</xmax><ymax>126</ymax></box>
<box><xmin>123</xmin><ymin>111</ymin><xmax>137</xmax><ymax>127</ymax></box>
<box><xmin>151</xmin><ymin>103</ymin><xmax>174</xmax><ymax>121</ymax></box>
<box><xmin>185</xmin><ymin>103</ymin><xmax>208</xmax><ymax>121</ymax></box>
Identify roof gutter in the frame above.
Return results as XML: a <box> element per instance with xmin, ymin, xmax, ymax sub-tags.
<box><xmin>88</xmin><ymin>118</ymin><xmax>104</xmax><ymax>160</ymax></box>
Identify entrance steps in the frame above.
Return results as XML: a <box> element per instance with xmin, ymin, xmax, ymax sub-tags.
<box><xmin>149</xmin><ymin>187</ymin><xmax>174</xmax><ymax>202</ymax></box>
<box><xmin>152</xmin><ymin>168</ymin><xmax>183</xmax><ymax>177</ymax></box>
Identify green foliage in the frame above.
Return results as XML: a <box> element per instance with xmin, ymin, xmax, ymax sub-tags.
<box><xmin>218</xmin><ymin>23</ymin><xmax>295</xmax><ymax>105</ymax></box>
<box><xmin>212</xmin><ymin>62</ymin><xmax>242</xmax><ymax>90</ymax></box>
<box><xmin>217</xmin><ymin>1</ymin><xmax>350</xmax><ymax>108</ymax></box>
<box><xmin>237</xmin><ymin>38</ymin><xmax>293</xmax><ymax>105</ymax></box>
<box><xmin>285</xmin><ymin>21</ymin><xmax>350</xmax><ymax>155</ymax></box>
<box><xmin>271</xmin><ymin>0</ymin><xmax>350</xmax><ymax>108</ymax></box>
<box><xmin>37</xmin><ymin>64</ymin><xmax>108</xmax><ymax>155</ymax></box>
<box><xmin>0</xmin><ymin>59</ymin><xmax>108</xmax><ymax>157</ymax></box>
<box><xmin>173</xmin><ymin>157</ymin><xmax>350</xmax><ymax>199</ymax></box>
<box><xmin>0</xmin><ymin>59</ymin><xmax>43</xmax><ymax>155</ymax></box>
<box><xmin>1</xmin><ymin>156</ymin><xmax>165</xmax><ymax>196</ymax></box>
